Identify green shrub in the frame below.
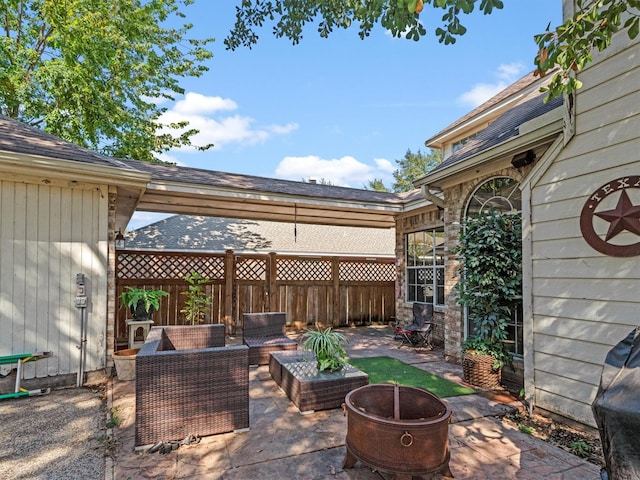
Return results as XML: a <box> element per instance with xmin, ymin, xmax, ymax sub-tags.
<box><xmin>302</xmin><ymin>327</ymin><xmax>348</xmax><ymax>372</ymax></box>
<box><xmin>456</xmin><ymin>211</ymin><xmax>522</xmax><ymax>369</ymax></box>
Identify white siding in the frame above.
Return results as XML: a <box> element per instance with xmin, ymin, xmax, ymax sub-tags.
<box><xmin>0</xmin><ymin>179</ymin><xmax>109</xmax><ymax>379</ymax></box>
<box><xmin>528</xmin><ymin>26</ymin><xmax>640</xmax><ymax>426</ymax></box>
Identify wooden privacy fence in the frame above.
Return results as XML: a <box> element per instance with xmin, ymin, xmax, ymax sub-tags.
<box><xmin>115</xmin><ymin>249</ymin><xmax>396</xmax><ymax>343</ymax></box>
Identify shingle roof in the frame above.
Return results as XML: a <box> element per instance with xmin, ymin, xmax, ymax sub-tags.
<box><xmin>120</xmin><ymin>158</ymin><xmax>415</xmax><ymax>205</ymax></box>
<box><xmin>429</xmin><ymin>91</ymin><xmax>563</xmax><ymax>174</ymax></box>
<box><xmin>0</xmin><ymin>115</ymin><xmax>135</xmax><ymax>170</ymax></box>
<box><xmin>0</xmin><ymin>115</ymin><xmax>420</xmax><ymax>207</ymax></box>
<box><xmin>125</xmin><ymin>214</ymin><xmax>395</xmax><ymax>256</ymax></box>
<box><xmin>0</xmin><ymin>116</ymin><xmax>420</xmax><ymax>224</ymax></box>
<box><xmin>425</xmin><ymin>70</ymin><xmax>558</xmax><ymax>145</ymax></box>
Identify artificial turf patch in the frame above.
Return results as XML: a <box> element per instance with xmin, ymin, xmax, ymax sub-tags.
<box><xmin>348</xmin><ymin>356</ymin><xmax>475</xmax><ymax>398</ymax></box>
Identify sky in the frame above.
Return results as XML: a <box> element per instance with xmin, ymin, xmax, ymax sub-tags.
<box><xmin>129</xmin><ymin>1</ymin><xmax>562</xmax><ymax>230</ymax></box>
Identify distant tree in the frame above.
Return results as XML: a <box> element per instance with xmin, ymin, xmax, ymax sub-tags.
<box><xmin>364</xmin><ymin>148</ymin><xmax>441</xmax><ymax>192</ymax></box>
<box><xmin>392</xmin><ymin>148</ymin><xmax>441</xmax><ymax>192</ymax></box>
<box><xmin>366</xmin><ymin>178</ymin><xmax>391</xmax><ymax>192</ymax></box>
<box><xmin>0</xmin><ymin>0</ymin><xmax>214</xmax><ymax>162</ymax></box>
<box><xmin>225</xmin><ymin>0</ymin><xmax>640</xmax><ymax>100</ymax></box>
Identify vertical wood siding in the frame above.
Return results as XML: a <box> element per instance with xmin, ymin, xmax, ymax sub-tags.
<box><xmin>529</xmin><ymin>32</ymin><xmax>640</xmax><ymax>426</ymax></box>
<box><xmin>0</xmin><ymin>180</ymin><xmax>108</xmax><ymax>379</ymax></box>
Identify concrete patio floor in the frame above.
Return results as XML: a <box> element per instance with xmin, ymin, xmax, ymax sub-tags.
<box><xmin>108</xmin><ymin>325</ymin><xmax>601</xmax><ymax>480</ymax></box>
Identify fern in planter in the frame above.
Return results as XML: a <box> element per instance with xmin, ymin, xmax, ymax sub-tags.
<box><xmin>120</xmin><ymin>287</ymin><xmax>169</xmax><ymax>320</ymax></box>
<box><xmin>302</xmin><ymin>327</ymin><xmax>348</xmax><ymax>372</ymax></box>
<box><xmin>455</xmin><ymin>211</ymin><xmax>522</xmax><ymax>371</ymax></box>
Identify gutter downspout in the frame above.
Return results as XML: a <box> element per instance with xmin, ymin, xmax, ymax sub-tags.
<box><xmin>75</xmin><ymin>273</ymin><xmax>88</xmax><ymax>388</ymax></box>
<box><xmin>420</xmin><ymin>185</ymin><xmax>445</xmax><ymax>209</ymax></box>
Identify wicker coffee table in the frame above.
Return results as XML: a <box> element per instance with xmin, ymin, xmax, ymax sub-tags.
<box><xmin>269</xmin><ymin>350</ymin><xmax>369</xmax><ymax>413</ymax></box>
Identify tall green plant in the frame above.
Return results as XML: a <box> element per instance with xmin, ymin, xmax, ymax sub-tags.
<box><xmin>180</xmin><ymin>272</ymin><xmax>211</xmax><ymax>325</ymax></box>
<box><xmin>455</xmin><ymin>211</ymin><xmax>522</xmax><ymax>368</ymax></box>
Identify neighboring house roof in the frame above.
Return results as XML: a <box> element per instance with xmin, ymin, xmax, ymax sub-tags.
<box><xmin>125</xmin><ymin>214</ymin><xmax>395</xmax><ymax>257</ymax></box>
<box><xmin>430</xmin><ymin>91</ymin><xmax>563</xmax><ymax>175</ymax></box>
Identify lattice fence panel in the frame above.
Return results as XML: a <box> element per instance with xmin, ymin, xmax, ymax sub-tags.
<box><xmin>236</xmin><ymin>257</ymin><xmax>267</xmax><ymax>281</ymax></box>
<box><xmin>117</xmin><ymin>251</ymin><xmax>225</xmax><ymax>281</ymax></box>
<box><xmin>277</xmin><ymin>258</ymin><xmax>332</xmax><ymax>281</ymax></box>
<box><xmin>339</xmin><ymin>260</ymin><xmax>396</xmax><ymax>282</ymax></box>
<box><xmin>418</xmin><ymin>269</ymin><xmax>433</xmax><ymax>283</ymax></box>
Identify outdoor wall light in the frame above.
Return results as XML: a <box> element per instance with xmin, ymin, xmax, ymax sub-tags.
<box><xmin>511</xmin><ymin>150</ymin><xmax>535</xmax><ymax>169</ymax></box>
<box><xmin>115</xmin><ymin>229</ymin><xmax>125</xmax><ymax>250</ymax></box>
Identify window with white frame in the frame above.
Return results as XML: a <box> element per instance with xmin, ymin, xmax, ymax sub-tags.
<box><xmin>405</xmin><ymin>228</ymin><xmax>445</xmax><ymax>306</ymax></box>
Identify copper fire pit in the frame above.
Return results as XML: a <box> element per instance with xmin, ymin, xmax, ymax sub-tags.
<box><xmin>343</xmin><ymin>383</ymin><xmax>453</xmax><ymax>479</ymax></box>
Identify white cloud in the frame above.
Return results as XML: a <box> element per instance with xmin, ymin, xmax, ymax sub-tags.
<box><xmin>173</xmin><ymin>92</ymin><xmax>237</xmax><ymax>115</ymax></box>
<box><xmin>274</xmin><ymin>155</ymin><xmax>394</xmax><ymax>188</ymax></box>
<box><xmin>496</xmin><ymin>63</ymin><xmax>525</xmax><ymax>81</ymax></box>
<box><xmin>158</xmin><ymin>91</ymin><xmax>298</xmax><ymax>152</ymax></box>
<box><xmin>268</xmin><ymin>123</ymin><xmax>299</xmax><ymax>135</ymax></box>
<box><xmin>457</xmin><ymin>62</ymin><xmax>527</xmax><ymax>108</ymax></box>
<box><xmin>374</xmin><ymin>158</ymin><xmax>395</xmax><ymax>173</ymax></box>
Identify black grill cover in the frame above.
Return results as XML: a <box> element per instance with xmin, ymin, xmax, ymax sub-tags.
<box><xmin>592</xmin><ymin>326</ymin><xmax>640</xmax><ymax>479</ymax></box>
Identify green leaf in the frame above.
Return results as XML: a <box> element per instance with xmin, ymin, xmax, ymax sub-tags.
<box><xmin>628</xmin><ymin>17</ymin><xmax>640</xmax><ymax>39</ymax></box>
<box><xmin>1</xmin><ymin>0</ymin><xmax>214</xmax><ymax>161</ymax></box>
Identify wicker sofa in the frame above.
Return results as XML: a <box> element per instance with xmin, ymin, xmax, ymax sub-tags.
<box><xmin>242</xmin><ymin>312</ymin><xmax>298</xmax><ymax>365</ymax></box>
<box><xmin>135</xmin><ymin>324</ymin><xmax>249</xmax><ymax>447</ymax></box>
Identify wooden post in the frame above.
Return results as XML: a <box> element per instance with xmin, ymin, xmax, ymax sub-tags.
<box><xmin>268</xmin><ymin>252</ymin><xmax>277</xmax><ymax>312</ymax></box>
<box><xmin>224</xmin><ymin>249</ymin><xmax>235</xmax><ymax>334</ymax></box>
<box><xmin>332</xmin><ymin>257</ymin><xmax>340</xmax><ymax>327</ymax></box>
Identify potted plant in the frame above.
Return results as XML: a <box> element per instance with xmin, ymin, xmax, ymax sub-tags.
<box><xmin>112</xmin><ymin>347</ymin><xmax>140</xmax><ymax>381</ymax></box>
<box><xmin>120</xmin><ymin>286</ymin><xmax>169</xmax><ymax>320</ymax></box>
<box><xmin>180</xmin><ymin>271</ymin><xmax>211</xmax><ymax>325</ymax></box>
<box><xmin>302</xmin><ymin>327</ymin><xmax>349</xmax><ymax>372</ymax></box>
<box><xmin>455</xmin><ymin>211</ymin><xmax>522</xmax><ymax>389</ymax></box>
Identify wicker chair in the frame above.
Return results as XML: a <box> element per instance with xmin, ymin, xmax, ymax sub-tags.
<box><xmin>242</xmin><ymin>312</ymin><xmax>299</xmax><ymax>365</ymax></box>
<box><xmin>135</xmin><ymin>324</ymin><xmax>249</xmax><ymax>447</ymax></box>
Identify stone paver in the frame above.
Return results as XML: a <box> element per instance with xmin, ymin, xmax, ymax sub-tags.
<box><xmin>108</xmin><ymin>325</ymin><xmax>601</xmax><ymax>480</ymax></box>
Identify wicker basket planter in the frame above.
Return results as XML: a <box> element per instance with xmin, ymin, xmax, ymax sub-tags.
<box><xmin>462</xmin><ymin>351</ymin><xmax>502</xmax><ymax>390</ymax></box>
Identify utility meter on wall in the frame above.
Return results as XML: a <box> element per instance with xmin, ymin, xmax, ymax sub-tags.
<box><xmin>75</xmin><ymin>273</ymin><xmax>87</xmax><ymax>308</ymax></box>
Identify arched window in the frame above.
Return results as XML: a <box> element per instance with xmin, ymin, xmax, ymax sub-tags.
<box><xmin>463</xmin><ymin>177</ymin><xmax>523</xmax><ymax>357</ymax></box>
<box><xmin>465</xmin><ymin>177</ymin><xmax>521</xmax><ymax>217</ymax></box>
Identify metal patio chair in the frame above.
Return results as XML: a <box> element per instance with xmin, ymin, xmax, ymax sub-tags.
<box><xmin>396</xmin><ymin>303</ymin><xmax>434</xmax><ymax>349</ymax></box>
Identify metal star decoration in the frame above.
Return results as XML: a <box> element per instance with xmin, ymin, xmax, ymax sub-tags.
<box><xmin>594</xmin><ymin>189</ymin><xmax>640</xmax><ymax>241</ymax></box>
